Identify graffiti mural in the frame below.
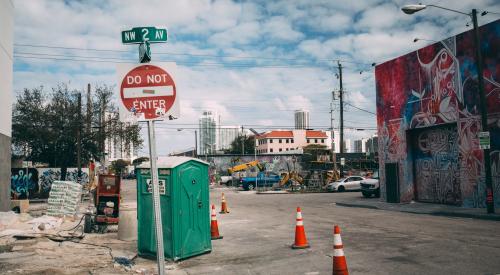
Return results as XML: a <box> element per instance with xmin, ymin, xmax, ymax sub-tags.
<box><xmin>206</xmin><ymin>155</ymin><xmax>303</xmax><ymax>178</ymax></box>
<box><xmin>12</xmin><ymin>168</ymin><xmax>89</xmax><ymax>200</ymax></box>
<box><xmin>11</xmin><ymin>168</ymin><xmax>39</xmax><ymax>199</ymax></box>
<box><xmin>376</xmin><ymin>19</ymin><xmax>500</xmax><ymax>207</ymax></box>
<box><xmin>411</xmin><ymin>124</ymin><xmax>461</xmax><ymax>205</ymax></box>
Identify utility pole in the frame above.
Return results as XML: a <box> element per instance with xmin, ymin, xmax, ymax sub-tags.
<box><xmin>77</xmin><ymin>93</ymin><xmax>82</xmax><ymax>179</ymax></box>
<box><xmin>330</xmin><ymin>94</ymin><xmax>337</xmax><ymax>174</ymax></box>
<box><xmin>338</xmin><ymin>61</ymin><xmax>344</xmax><ymax>177</ymax></box>
<box><xmin>241</xmin><ymin>126</ymin><xmax>245</xmax><ymax>155</ymax></box>
<box><xmin>194</xmin><ymin>130</ymin><xmax>198</xmax><ymax>158</ymax></box>
<box><xmin>472</xmin><ymin>9</ymin><xmax>494</xmax><ymax>213</ymax></box>
<box><xmin>86</xmin><ymin>83</ymin><xmax>92</xmax><ymax>135</ymax></box>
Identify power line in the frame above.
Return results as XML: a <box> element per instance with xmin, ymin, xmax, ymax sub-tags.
<box><xmin>344</xmin><ymin>101</ymin><xmax>376</xmax><ymax>115</ymax></box>
<box><xmin>14</xmin><ymin>43</ymin><xmax>375</xmax><ymax>66</ymax></box>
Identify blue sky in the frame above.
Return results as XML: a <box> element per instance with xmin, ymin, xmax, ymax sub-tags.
<box><xmin>12</xmin><ymin>0</ymin><xmax>500</xmax><ymax>155</ymax></box>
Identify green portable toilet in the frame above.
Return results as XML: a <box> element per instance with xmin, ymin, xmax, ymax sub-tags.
<box><xmin>136</xmin><ymin>156</ymin><xmax>211</xmax><ymax>261</ymax></box>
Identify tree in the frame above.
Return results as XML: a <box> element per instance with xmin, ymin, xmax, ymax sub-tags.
<box><xmin>110</xmin><ymin>159</ymin><xmax>130</xmax><ymax>175</ymax></box>
<box><xmin>12</xmin><ymin>84</ymin><xmax>143</xmax><ymax>177</ymax></box>
<box><xmin>226</xmin><ymin>135</ymin><xmax>255</xmax><ymax>154</ymax></box>
<box><xmin>132</xmin><ymin>157</ymin><xmax>149</xmax><ymax>166</ymax></box>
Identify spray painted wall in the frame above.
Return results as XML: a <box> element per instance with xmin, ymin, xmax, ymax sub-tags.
<box><xmin>375</xmin><ymin>19</ymin><xmax>500</xmax><ymax>208</ymax></box>
<box><xmin>11</xmin><ymin>168</ymin><xmax>89</xmax><ymax>200</ymax></box>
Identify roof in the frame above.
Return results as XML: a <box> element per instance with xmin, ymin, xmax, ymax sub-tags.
<box><xmin>258</xmin><ymin>130</ymin><xmax>294</xmax><ymax>138</ymax></box>
<box><xmin>306</xmin><ymin>130</ymin><xmax>327</xmax><ymax>138</ymax></box>
<box><xmin>138</xmin><ymin>156</ymin><xmax>208</xmax><ymax>169</ymax></box>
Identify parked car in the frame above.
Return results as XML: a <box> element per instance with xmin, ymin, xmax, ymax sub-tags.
<box><xmin>327</xmin><ymin>176</ymin><xmax>365</xmax><ymax>192</ymax></box>
<box><xmin>360</xmin><ymin>171</ymin><xmax>380</xmax><ymax>198</ymax></box>
<box><xmin>240</xmin><ymin>172</ymin><xmax>281</xmax><ymax>191</ymax></box>
<box><xmin>219</xmin><ymin>176</ymin><xmax>232</xmax><ymax>185</ymax></box>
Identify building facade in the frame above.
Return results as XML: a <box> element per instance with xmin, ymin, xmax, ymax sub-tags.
<box><xmin>294</xmin><ymin>109</ymin><xmax>310</xmax><ymax>129</ymax></box>
<box><xmin>375</xmin><ymin>19</ymin><xmax>500</xmax><ymax>208</ymax></box>
<box><xmin>365</xmin><ymin>135</ymin><xmax>378</xmax><ymax>155</ymax></box>
<box><xmin>256</xmin><ymin>130</ymin><xmax>330</xmax><ymax>154</ymax></box>
<box><xmin>218</xmin><ymin>126</ymin><xmax>240</xmax><ymax>151</ymax></box>
<box><xmin>0</xmin><ymin>0</ymin><xmax>13</xmax><ymax>211</ymax></box>
<box><xmin>353</xmin><ymin>139</ymin><xmax>368</xmax><ymax>153</ymax></box>
<box><xmin>199</xmin><ymin>110</ymin><xmax>218</xmax><ymax>155</ymax></box>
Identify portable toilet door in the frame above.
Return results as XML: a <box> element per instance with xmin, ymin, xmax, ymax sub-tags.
<box><xmin>173</xmin><ymin>160</ymin><xmax>211</xmax><ymax>259</ymax></box>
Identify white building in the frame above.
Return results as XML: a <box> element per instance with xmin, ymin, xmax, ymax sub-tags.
<box><xmin>343</xmin><ymin>139</ymin><xmax>352</xmax><ymax>153</ymax></box>
<box><xmin>218</xmin><ymin>126</ymin><xmax>241</xmax><ymax>151</ymax></box>
<box><xmin>0</xmin><ymin>0</ymin><xmax>13</xmax><ymax>211</ymax></box>
<box><xmin>353</xmin><ymin>138</ymin><xmax>368</xmax><ymax>153</ymax></box>
<box><xmin>104</xmin><ymin>112</ymin><xmax>138</xmax><ymax>164</ymax></box>
<box><xmin>294</xmin><ymin>109</ymin><xmax>310</xmax><ymax>129</ymax></box>
<box><xmin>199</xmin><ymin>110</ymin><xmax>218</xmax><ymax>155</ymax></box>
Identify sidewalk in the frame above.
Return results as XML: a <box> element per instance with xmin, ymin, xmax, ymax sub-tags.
<box><xmin>335</xmin><ymin>197</ymin><xmax>500</xmax><ymax>221</ymax></box>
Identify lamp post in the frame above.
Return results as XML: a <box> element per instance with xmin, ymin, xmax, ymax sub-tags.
<box><xmin>402</xmin><ymin>4</ymin><xmax>495</xmax><ymax>213</ymax></box>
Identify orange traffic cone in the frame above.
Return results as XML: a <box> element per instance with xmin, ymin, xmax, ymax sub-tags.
<box><xmin>291</xmin><ymin>207</ymin><xmax>310</xmax><ymax>249</ymax></box>
<box><xmin>332</xmin><ymin>225</ymin><xmax>348</xmax><ymax>275</ymax></box>
<box><xmin>210</xmin><ymin>205</ymin><xmax>223</xmax><ymax>240</ymax></box>
<box><xmin>220</xmin><ymin>192</ymin><xmax>229</xmax><ymax>214</ymax></box>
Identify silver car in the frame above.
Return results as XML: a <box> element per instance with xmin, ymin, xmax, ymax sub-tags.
<box><xmin>327</xmin><ymin>176</ymin><xmax>366</xmax><ymax>192</ymax></box>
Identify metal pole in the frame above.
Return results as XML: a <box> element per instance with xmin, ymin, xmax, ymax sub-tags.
<box><xmin>77</xmin><ymin>93</ymin><xmax>82</xmax><ymax>180</ymax></box>
<box><xmin>195</xmin><ymin>130</ymin><xmax>198</xmax><ymax>158</ymax></box>
<box><xmin>338</xmin><ymin>61</ymin><xmax>344</xmax><ymax>177</ymax></box>
<box><xmin>147</xmin><ymin>120</ymin><xmax>165</xmax><ymax>275</ymax></box>
<box><xmin>330</xmin><ymin>94</ymin><xmax>337</xmax><ymax>175</ymax></box>
<box><xmin>472</xmin><ymin>9</ymin><xmax>495</xmax><ymax>213</ymax></box>
<box><xmin>241</xmin><ymin>126</ymin><xmax>245</xmax><ymax>155</ymax></box>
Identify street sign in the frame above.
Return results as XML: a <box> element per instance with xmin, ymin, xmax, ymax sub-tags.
<box><xmin>340</xmin><ymin>158</ymin><xmax>345</xmax><ymax>166</ymax></box>
<box><xmin>478</xmin><ymin>131</ymin><xmax>490</xmax><ymax>149</ymax></box>
<box><xmin>121</xmin><ymin>27</ymin><xmax>167</xmax><ymax>44</ymax></box>
<box><xmin>117</xmin><ymin>62</ymin><xmax>179</xmax><ymax>122</ymax></box>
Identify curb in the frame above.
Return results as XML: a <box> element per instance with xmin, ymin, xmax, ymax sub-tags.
<box><xmin>334</xmin><ymin>202</ymin><xmax>500</xmax><ymax>221</ymax></box>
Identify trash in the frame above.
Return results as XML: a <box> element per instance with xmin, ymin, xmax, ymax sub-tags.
<box><xmin>114</xmin><ymin>256</ymin><xmax>135</xmax><ymax>268</ymax></box>
<box><xmin>27</xmin><ymin>215</ymin><xmax>63</xmax><ymax>232</ymax></box>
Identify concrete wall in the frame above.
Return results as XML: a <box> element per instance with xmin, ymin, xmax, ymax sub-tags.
<box><xmin>0</xmin><ymin>0</ymin><xmax>14</xmax><ymax>211</ymax></box>
<box><xmin>375</xmin><ymin>19</ymin><xmax>500</xmax><ymax>208</ymax></box>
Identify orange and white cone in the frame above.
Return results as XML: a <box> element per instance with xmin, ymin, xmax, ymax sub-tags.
<box><xmin>210</xmin><ymin>205</ymin><xmax>223</xmax><ymax>240</ymax></box>
<box><xmin>291</xmin><ymin>207</ymin><xmax>310</xmax><ymax>249</ymax></box>
<box><xmin>332</xmin><ymin>225</ymin><xmax>348</xmax><ymax>275</ymax></box>
<box><xmin>220</xmin><ymin>192</ymin><xmax>229</xmax><ymax>214</ymax></box>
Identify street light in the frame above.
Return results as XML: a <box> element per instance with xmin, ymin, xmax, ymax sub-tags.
<box><xmin>402</xmin><ymin>4</ymin><xmax>495</xmax><ymax>214</ymax></box>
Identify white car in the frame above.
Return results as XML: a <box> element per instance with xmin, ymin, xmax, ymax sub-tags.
<box><xmin>327</xmin><ymin>176</ymin><xmax>365</xmax><ymax>192</ymax></box>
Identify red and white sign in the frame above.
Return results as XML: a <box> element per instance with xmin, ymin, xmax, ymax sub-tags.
<box><xmin>117</xmin><ymin>62</ymin><xmax>179</xmax><ymax>122</ymax></box>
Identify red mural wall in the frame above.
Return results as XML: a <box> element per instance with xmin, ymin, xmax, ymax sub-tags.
<box><xmin>375</xmin><ymin>19</ymin><xmax>500</xmax><ymax>207</ymax></box>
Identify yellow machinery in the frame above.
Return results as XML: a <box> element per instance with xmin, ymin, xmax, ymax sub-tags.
<box><xmin>279</xmin><ymin>171</ymin><xmax>304</xmax><ymax>187</ymax></box>
<box><xmin>228</xmin><ymin>160</ymin><xmax>263</xmax><ymax>174</ymax></box>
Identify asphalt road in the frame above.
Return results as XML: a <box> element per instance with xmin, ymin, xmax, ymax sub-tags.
<box><xmin>120</xmin><ymin>181</ymin><xmax>500</xmax><ymax>275</ymax></box>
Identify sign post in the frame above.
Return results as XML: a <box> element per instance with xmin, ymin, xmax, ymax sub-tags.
<box><xmin>478</xmin><ymin>131</ymin><xmax>490</xmax><ymax>150</ymax></box>
<box><xmin>119</xmin><ymin>26</ymin><xmax>173</xmax><ymax>275</ymax></box>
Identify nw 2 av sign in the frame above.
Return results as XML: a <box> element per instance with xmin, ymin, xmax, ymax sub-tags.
<box><xmin>117</xmin><ymin>62</ymin><xmax>179</xmax><ymax>122</ymax></box>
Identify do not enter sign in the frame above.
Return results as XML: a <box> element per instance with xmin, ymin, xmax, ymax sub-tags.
<box><xmin>117</xmin><ymin>62</ymin><xmax>179</xmax><ymax>122</ymax></box>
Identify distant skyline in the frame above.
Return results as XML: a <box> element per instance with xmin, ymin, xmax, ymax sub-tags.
<box><xmin>12</xmin><ymin>0</ymin><xmax>500</xmax><ymax>155</ymax></box>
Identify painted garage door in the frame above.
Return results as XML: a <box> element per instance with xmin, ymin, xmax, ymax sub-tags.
<box><xmin>411</xmin><ymin>124</ymin><xmax>461</xmax><ymax>205</ymax></box>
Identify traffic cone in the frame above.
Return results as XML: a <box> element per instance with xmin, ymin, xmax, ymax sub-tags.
<box><xmin>291</xmin><ymin>207</ymin><xmax>310</xmax><ymax>249</ymax></box>
<box><xmin>210</xmin><ymin>205</ymin><xmax>223</xmax><ymax>240</ymax></box>
<box><xmin>220</xmin><ymin>192</ymin><xmax>229</xmax><ymax>214</ymax></box>
<box><xmin>332</xmin><ymin>225</ymin><xmax>348</xmax><ymax>275</ymax></box>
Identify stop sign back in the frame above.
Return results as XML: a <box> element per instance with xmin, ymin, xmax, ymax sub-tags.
<box><xmin>117</xmin><ymin>62</ymin><xmax>179</xmax><ymax>122</ymax></box>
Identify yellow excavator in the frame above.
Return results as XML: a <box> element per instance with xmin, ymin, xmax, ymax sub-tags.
<box><xmin>228</xmin><ymin>160</ymin><xmax>264</xmax><ymax>174</ymax></box>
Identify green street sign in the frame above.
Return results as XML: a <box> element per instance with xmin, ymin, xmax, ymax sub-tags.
<box><xmin>121</xmin><ymin>27</ymin><xmax>167</xmax><ymax>44</ymax></box>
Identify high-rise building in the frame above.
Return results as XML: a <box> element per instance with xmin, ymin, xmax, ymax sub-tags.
<box><xmin>104</xmin><ymin>112</ymin><xmax>138</xmax><ymax>164</ymax></box>
<box><xmin>218</xmin><ymin>126</ymin><xmax>241</xmax><ymax>151</ymax></box>
<box><xmin>0</xmin><ymin>0</ymin><xmax>13</xmax><ymax>210</ymax></box>
<box><xmin>294</xmin><ymin>109</ymin><xmax>310</xmax><ymax>129</ymax></box>
<box><xmin>365</xmin><ymin>135</ymin><xmax>378</xmax><ymax>155</ymax></box>
<box><xmin>199</xmin><ymin>110</ymin><xmax>218</xmax><ymax>155</ymax></box>
<box><xmin>353</xmin><ymin>138</ymin><xmax>368</xmax><ymax>153</ymax></box>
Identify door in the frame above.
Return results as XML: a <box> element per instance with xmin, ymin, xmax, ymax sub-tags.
<box><xmin>179</xmin><ymin>165</ymin><xmax>209</xmax><ymax>257</ymax></box>
<box><xmin>386</xmin><ymin>163</ymin><xmax>399</xmax><ymax>203</ymax></box>
<box><xmin>350</xmin><ymin>177</ymin><xmax>363</xmax><ymax>190</ymax></box>
<box><xmin>411</xmin><ymin>124</ymin><xmax>461</xmax><ymax>205</ymax></box>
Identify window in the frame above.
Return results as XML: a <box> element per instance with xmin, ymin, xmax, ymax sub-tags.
<box><xmin>286</xmin><ymin>148</ymin><xmax>289</xmax><ymax>151</ymax></box>
<box><xmin>315</xmin><ymin>139</ymin><xmax>318</xmax><ymax>143</ymax></box>
<box><xmin>270</xmin><ymin>148</ymin><xmax>273</xmax><ymax>153</ymax></box>
<box><xmin>291</xmin><ymin>139</ymin><xmax>294</xmax><ymax>143</ymax></box>
<box><xmin>270</xmin><ymin>139</ymin><xmax>273</xmax><ymax>143</ymax></box>
<box><xmin>286</xmin><ymin>139</ymin><xmax>289</xmax><ymax>143</ymax></box>
<box><xmin>321</xmin><ymin>139</ymin><xmax>325</xmax><ymax>143</ymax></box>
<box><xmin>307</xmin><ymin>139</ymin><xmax>310</xmax><ymax>144</ymax></box>
<box><xmin>279</xmin><ymin>148</ymin><xmax>282</xmax><ymax>152</ymax></box>
<box><xmin>279</xmin><ymin>139</ymin><xmax>282</xmax><ymax>143</ymax></box>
